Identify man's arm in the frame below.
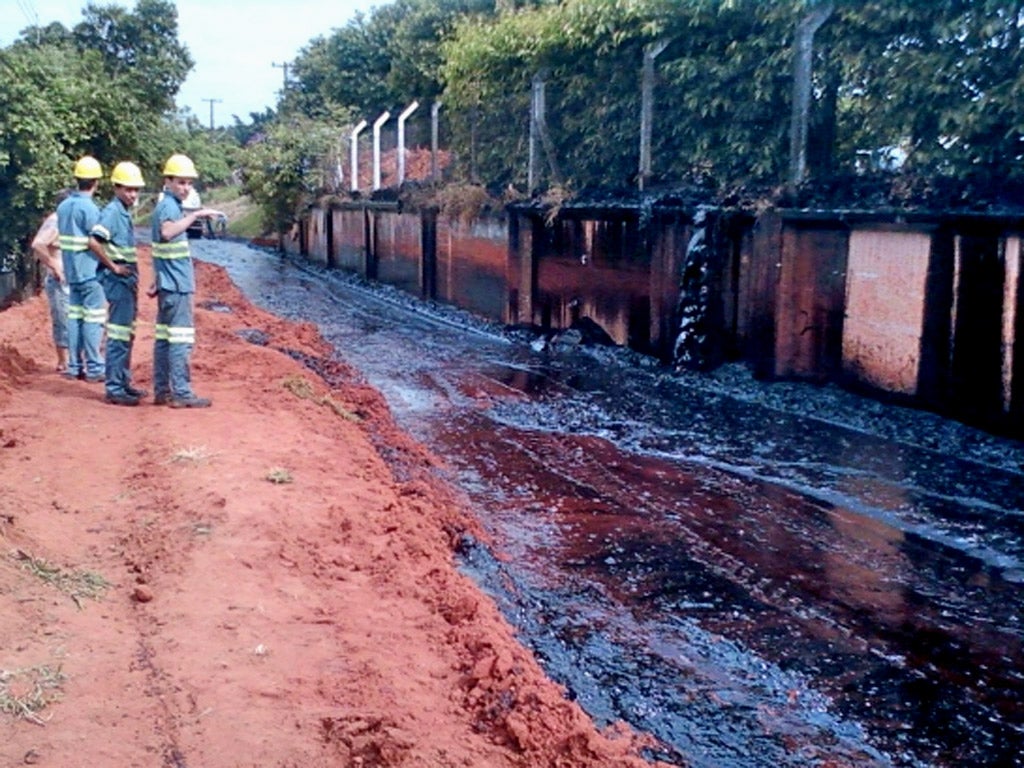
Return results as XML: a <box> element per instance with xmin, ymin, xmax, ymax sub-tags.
<box><xmin>159</xmin><ymin>208</ymin><xmax>223</xmax><ymax>241</ymax></box>
<box><xmin>87</xmin><ymin>236</ymin><xmax>129</xmax><ymax>276</ymax></box>
<box><xmin>30</xmin><ymin>217</ymin><xmax>64</xmax><ymax>281</ymax></box>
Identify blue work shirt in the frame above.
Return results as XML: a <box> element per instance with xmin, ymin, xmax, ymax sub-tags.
<box><xmin>91</xmin><ymin>198</ymin><xmax>138</xmax><ymax>272</ymax></box>
<box><xmin>57</xmin><ymin>191</ymin><xmax>101</xmax><ymax>285</ymax></box>
<box><xmin>151</xmin><ymin>190</ymin><xmax>194</xmax><ymax>293</ymax></box>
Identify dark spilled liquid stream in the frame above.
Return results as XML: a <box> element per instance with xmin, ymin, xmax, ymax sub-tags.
<box><xmin>198</xmin><ymin>241</ymin><xmax>1024</xmax><ymax>768</ymax></box>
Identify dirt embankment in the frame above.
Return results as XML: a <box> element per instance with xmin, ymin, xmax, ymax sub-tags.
<box><xmin>0</xmin><ymin>251</ymin><xmax>667</xmax><ymax>768</ymax></box>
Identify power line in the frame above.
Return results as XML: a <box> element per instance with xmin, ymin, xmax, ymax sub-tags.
<box><xmin>15</xmin><ymin>0</ymin><xmax>38</xmax><ymax>26</ymax></box>
<box><xmin>13</xmin><ymin>0</ymin><xmax>40</xmax><ymax>44</ymax></box>
<box><xmin>15</xmin><ymin>0</ymin><xmax>37</xmax><ymax>25</ymax></box>
<box><xmin>15</xmin><ymin>0</ymin><xmax>39</xmax><ymax>41</ymax></box>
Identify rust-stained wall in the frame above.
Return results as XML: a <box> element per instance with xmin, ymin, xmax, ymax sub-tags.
<box><xmin>372</xmin><ymin>211</ymin><xmax>421</xmax><ymax>296</ymax></box>
<box><xmin>436</xmin><ymin>216</ymin><xmax>507</xmax><ymax>322</ymax></box>
<box><xmin>292</xmin><ymin>202</ymin><xmax>1023</xmax><ymax>436</ymax></box>
<box><xmin>842</xmin><ymin>228</ymin><xmax>933</xmax><ymax>395</ymax></box>
<box><xmin>281</xmin><ymin>223</ymin><xmax>301</xmax><ymax>257</ymax></box>
<box><xmin>775</xmin><ymin>223</ymin><xmax>849</xmax><ymax>380</ymax></box>
<box><xmin>332</xmin><ymin>208</ymin><xmax>367</xmax><ymax>273</ymax></box>
<box><xmin>305</xmin><ymin>207</ymin><xmax>329</xmax><ymax>265</ymax></box>
<box><xmin>649</xmin><ymin>211</ymin><xmax>690</xmax><ymax>360</ymax></box>
<box><xmin>738</xmin><ymin>213</ymin><xmax>782</xmax><ymax>379</ymax></box>
<box><xmin>507</xmin><ymin>213</ymin><xmax>537</xmax><ymax>326</ymax></box>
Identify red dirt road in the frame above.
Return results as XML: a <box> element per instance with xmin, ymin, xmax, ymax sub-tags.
<box><xmin>0</xmin><ymin>252</ymin><xmax>666</xmax><ymax>767</ymax></box>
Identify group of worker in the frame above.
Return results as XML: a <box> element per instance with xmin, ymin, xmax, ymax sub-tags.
<box><xmin>31</xmin><ymin>153</ymin><xmax>223</xmax><ymax>408</ymax></box>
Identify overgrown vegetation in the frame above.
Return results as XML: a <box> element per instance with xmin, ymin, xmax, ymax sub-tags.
<box><xmin>275</xmin><ymin>0</ymin><xmax>1024</xmax><ymax>209</ymax></box>
<box><xmin>238</xmin><ymin>112</ymin><xmax>353</xmax><ymax>236</ymax></box>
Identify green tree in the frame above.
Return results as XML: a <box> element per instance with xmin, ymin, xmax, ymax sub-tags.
<box><xmin>282</xmin><ymin>14</ymin><xmax>392</xmax><ymax>119</ymax></box>
<box><xmin>284</xmin><ymin>0</ymin><xmax>525</xmax><ymax>120</ymax></box>
<box><xmin>438</xmin><ymin>0</ymin><xmax>1024</xmax><ymax>193</ymax></box>
<box><xmin>72</xmin><ymin>0</ymin><xmax>194</xmax><ymax>114</ymax></box>
<box><xmin>0</xmin><ymin>41</ymin><xmax>134</xmax><ymax>257</ymax></box>
<box><xmin>829</xmin><ymin>1</ymin><xmax>1024</xmax><ymax>182</ymax></box>
<box><xmin>239</xmin><ymin>113</ymin><xmax>353</xmax><ymax>234</ymax></box>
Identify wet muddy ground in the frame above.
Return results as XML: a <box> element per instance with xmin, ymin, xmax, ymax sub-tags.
<box><xmin>198</xmin><ymin>240</ymin><xmax>1024</xmax><ymax>768</ymax></box>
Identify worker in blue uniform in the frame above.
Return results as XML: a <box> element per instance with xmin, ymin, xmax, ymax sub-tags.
<box><xmin>151</xmin><ymin>153</ymin><xmax>222</xmax><ymax>408</ymax></box>
<box><xmin>90</xmin><ymin>161</ymin><xmax>148</xmax><ymax>406</ymax></box>
<box><xmin>57</xmin><ymin>156</ymin><xmax>129</xmax><ymax>381</ymax></box>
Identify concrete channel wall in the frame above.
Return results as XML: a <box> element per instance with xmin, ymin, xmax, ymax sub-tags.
<box><xmin>287</xmin><ymin>201</ymin><xmax>1024</xmax><ymax>438</ymax></box>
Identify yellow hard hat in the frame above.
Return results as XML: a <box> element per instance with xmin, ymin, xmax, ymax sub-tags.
<box><xmin>110</xmin><ymin>161</ymin><xmax>145</xmax><ymax>188</ymax></box>
<box><xmin>162</xmin><ymin>153</ymin><xmax>198</xmax><ymax>178</ymax></box>
<box><xmin>73</xmin><ymin>155</ymin><xmax>103</xmax><ymax>180</ymax></box>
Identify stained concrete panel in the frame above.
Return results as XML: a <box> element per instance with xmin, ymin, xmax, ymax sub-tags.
<box><xmin>843</xmin><ymin>229</ymin><xmax>932</xmax><ymax>395</ymax></box>
<box><xmin>332</xmin><ymin>209</ymin><xmax>367</xmax><ymax>274</ymax></box>
<box><xmin>437</xmin><ymin>217</ymin><xmax>507</xmax><ymax>322</ymax></box>
<box><xmin>374</xmin><ymin>212</ymin><xmax>421</xmax><ymax>295</ymax></box>
<box><xmin>306</xmin><ymin>208</ymin><xmax>328</xmax><ymax>265</ymax></box>
<box><xmin>775</xmin><ymin>225</ymin><xmax>848</xmax><ymax>379</ymax></box>
<box><xmin>282</xmin><ymin>224</ymin><xmax>301</xmax><ymax>257</ymax></box>
<box><xmin>535</xmin><ymin>218</ymin><xmax>648</xmax><ymax>347</ymax></box>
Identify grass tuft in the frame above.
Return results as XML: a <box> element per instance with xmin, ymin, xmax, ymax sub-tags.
<box><xmin>0</xmin><ymin>665</ymin><xmax>66</xmax><ymax>724</ymax></box>
<box><xmin>281</xmin><ymin>375</ymin><xmax>361</xmax><ymax>422</ymax></box>
<box><xmin>14</xmin><ymin>550</ymin><xmax>108</xmax><ymax>607</ymax></box>
<box><xmin>170</xmin><ymin>445</ymin><xmax>218</xmax><ymax>464</ymax></box>
<box><xmin>265</xmin><ymin>467</ymin><xmax>293</xmax><ymax>484</ymax></box>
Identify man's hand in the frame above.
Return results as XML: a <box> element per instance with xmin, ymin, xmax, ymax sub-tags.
<box><xmin>112</xmin><ymin>263</ymin><xmax>130</xmax><ymax>277</ymax></box>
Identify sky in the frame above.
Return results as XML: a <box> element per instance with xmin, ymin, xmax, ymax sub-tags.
<box><xmin>1</xmin><ymin>0</ymin><xmax>386</xmax><ymax>126</ymax></box>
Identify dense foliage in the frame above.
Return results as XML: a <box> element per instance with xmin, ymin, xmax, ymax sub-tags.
<box><xmin>434</xmin><ymin>0</ymin><xmax>1024</xmax><ymax>195</ymax></box>
<box><xmin>259</xmin><ymin>0</ymin><xmax>1021</xmax><ymax>204</ymax></box>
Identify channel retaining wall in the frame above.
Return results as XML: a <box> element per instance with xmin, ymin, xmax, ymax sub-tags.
<box><xmin>286</xmin><ymin>201</ymin><xmax>1024</xmax><ymax>437</ymax></box>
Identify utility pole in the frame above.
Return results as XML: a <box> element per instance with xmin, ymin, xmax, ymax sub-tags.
<box><xmin>272</xmin><ymin>61</ymin><xmax>290</xmax><ymax>92</ymax></box>
<box><xmin>202</xmin><ymin>98</ymin><xmax>222</xmax><ymax>130</ymax></box>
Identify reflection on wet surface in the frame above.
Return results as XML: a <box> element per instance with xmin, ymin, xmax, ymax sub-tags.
<box><xmin>199</xmin><ymin>242</ymin><xmax>1024</xmax><ymax>768</ymax></box>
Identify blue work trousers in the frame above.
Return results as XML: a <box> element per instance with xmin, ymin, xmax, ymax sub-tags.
<box><xmin>100</xmin><ymin>270</ymin><xmax>139</xmax><ymax>396</ymax></box>
<box><xmin>153</xmin><ymin>290</ymin><xmax>196</xmax><ymax>400</ymax></box>
<box><xmin>67</xmin><ymin>279</ymin><xmax>106</xmax><ymax>378</ymax></box>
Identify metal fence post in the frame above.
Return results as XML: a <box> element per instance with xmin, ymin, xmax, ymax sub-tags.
<box><xmin>350</xmin><ymin>119</ymin><xmax>367</xmax><ymax>193</ymax></box>
<box><xmin>431</xmin><ymin>101</ymin><xmax>443</xmax><ymax>182</ymax></box>
<box><xmin>639</xmin><ymin>39</ymin><xmax>670</xmax><ymax>192</ymax></box>
<box><xmin>373</xmin><ymin>111</ymin><xmax>391</xmax><ymax>191</ymax></box>
<box><xmin>397</xmin><ymin>101</ymin><xmax>420</xmax><ymax>186</ymax></box>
